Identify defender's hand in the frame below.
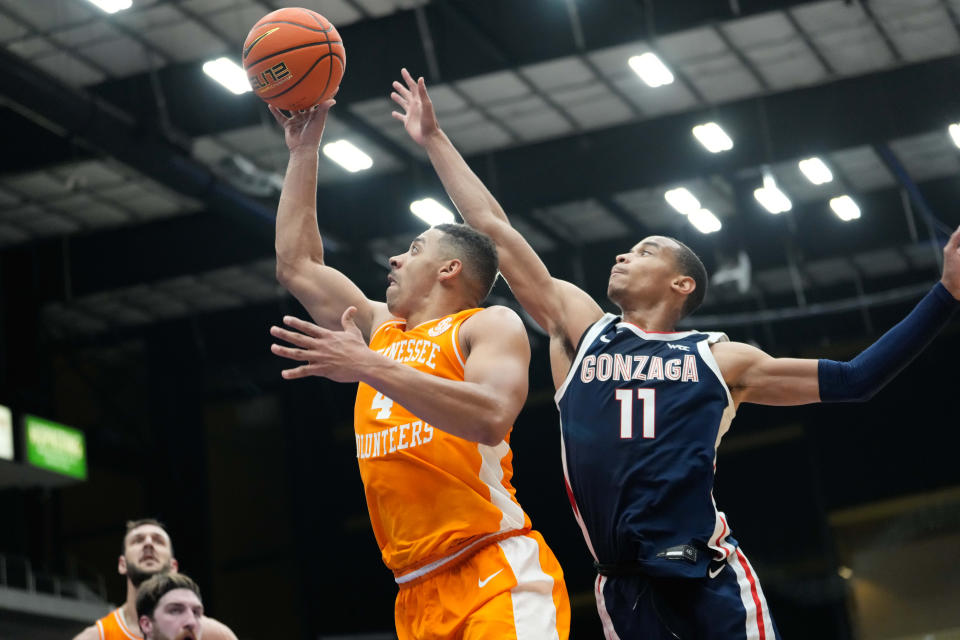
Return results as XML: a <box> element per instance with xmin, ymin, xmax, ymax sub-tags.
<box><xmin>391</xmin><ymin>67</ymin><xmax>440</xmax><ymax>146</ymax></box>
<box><xmin>942</xmin><ymin>225</ymin><xmax>960</xmax><ymax>301</ymax></box>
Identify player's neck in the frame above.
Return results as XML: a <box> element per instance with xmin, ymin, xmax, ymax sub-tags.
<box><xmin>619</xmin><ymin>303</ymin><xmax>679</xmax><ymax>333</ymax></box>
<box><xmin>122</xmin><ymin>580</ymin><xmax>140</xmax><ymax>633</ymax></box>
<box><xmin>404</xmin><ymin>291</ymin><xmax>472</xmax><ymax>329</ymax></box>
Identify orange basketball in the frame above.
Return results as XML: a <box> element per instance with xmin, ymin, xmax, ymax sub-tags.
<box><xmin>242</xmin><ymin>7</ymin><xmax>345</xmax><ymax>111</ymax></box>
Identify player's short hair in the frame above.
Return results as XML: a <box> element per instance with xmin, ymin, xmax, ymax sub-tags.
<box><xmin>123</xmin><ymin>518</ymin><xmax>172</xmax><ymax>555</ymax></box>
<box><xmin>135</xmin><ymin>573</ymin><xmax>201</xmax><ymax>621</ymax></box>
<box><xmin>670</xmin><ymin>239</ymin><xmax>708</xmax><ymax>318</ymax></box>
<box><xmin>434</xmin><ymin>223</ymin><xmax>499</xmax><ymax>304</ymax></box>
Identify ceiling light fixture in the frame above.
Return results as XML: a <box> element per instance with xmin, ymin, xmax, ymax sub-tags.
<box><xmin>688</xmin><ymin>208</ymin><xmax>722</xmax><ymax>234</ymax></box>
<box><xmin>84</xmin><ymin>0</ymin><xmax>132</xmax><ymax>13</ymax></box>
<box><xmin>754</xmin><ymin>174</ymin><xmax>792</xmax><ymax>214</ymax></box>
<box><xmin>628</xmin><ymin>53</ymin><xmax>674</xmax><ymax>88</ymax></box>
<box><xmin>202</xmin><ymin>57</ymin><xmax>252</xmax><ymax>95</ymax></box>
<box><xmin>410</xmin><ymin>198</ymin><xmax>455</xmax><ymax>226</ymax></box>
<box><xmin>664</xmin><ymin>187</ymin><xmax>701</xmax><ymax>215</ymax></box>
<box><xmin>949</xmin><ymin>123</ymin><xmax>960</xmax><ymax>149</ymax></box>
<box><xmin>830</xmin><ymin>195</ymin><xmax>861</xmax><ymax>221</ymax></box>
<box><xmin>798</xmin><ymin>157</ymin><xmax>833</xmax><ymax>185</ymax></box>
<box><xmin>323</xmin><ymin>140</ymin><xmax>373</xmax><ymax>173</ymax></box>
<box><xmin>692</xmin><ymin>122</ymin><xmax>733</xmax><ymax>153</ymax></box>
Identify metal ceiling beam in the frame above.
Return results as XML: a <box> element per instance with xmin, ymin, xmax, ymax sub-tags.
<box><xmin>0</xmin><ymin>46</ymin><xmax>280</xmax><ymax>232</ymax></box>
<box><xmin>50</xmin><ymin>170</ymin><xmax>959</xmax><ymax>306</ymax></box>
<box><xmin>82</xmin><ymin>0</ymin><xmax>827</xmax><ymax>138</ymax></box>
<box><xmin>302</xmin><ymin>55</ymin><xmax>960</xmax><ymax>244</ymax></box>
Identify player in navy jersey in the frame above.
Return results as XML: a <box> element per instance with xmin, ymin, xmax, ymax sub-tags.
<box><xmin>392</xmin><ymin>68</ymin><xmax>960</xmax><ymax>639</ymax></box>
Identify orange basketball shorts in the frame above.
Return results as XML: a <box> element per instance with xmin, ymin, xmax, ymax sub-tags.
<box><xmin>394</xmin><ymin>530</ymin><xmax>570</xmax><ymax>640</ymax></box>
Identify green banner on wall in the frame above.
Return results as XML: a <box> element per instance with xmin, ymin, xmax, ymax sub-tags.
<box><xmin>25</xmin><ymin>415</ymin><xmax>87</xmax><ymax>480</ymax></box>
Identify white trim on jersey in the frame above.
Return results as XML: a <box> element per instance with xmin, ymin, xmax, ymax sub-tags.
<box><xmin>594</xmin><ymin>575</ymin><xmax>624</xmax><ymax>640</ymax></box>
<box><xmin>615</xmin><ymin>322</ymin><xmax>699</xmax><ymax>341</ymax></box>
<box><xmin>498</xmin><ymin>535</ymin><xmax>561</xmax><ymax>640</ymax></box>
<box><xmin>696</xmin><ymin>336</ymin><xmax>741</xmax><ymax>560</ymax></box>
<box><xmin>708</xmin><ymin>496</ymin><xmax>738</xmax><ymax>560</ymax></box>
<box><xmin>554</xmin><ymin>313</ymin><xmax>617</xmax><ymax>403</ymax></box>
<box><xmin>478</xmin><ymin>441</ymin><xmax>526</xmax><ymax>532</ymax></box>
<box><xmin>697</xmin><ymin>333</ymin><xmax>735</xmax><ymax>434</ymax></box>
<box><xmin>450</xmin><ymin>315</ymin><xmax>467</xmax><ymax>371</ymax></box>
<box><xmin>108</xmin><ymin>608</ymin><xmax>143</xmax><ymax>640</ymax></box>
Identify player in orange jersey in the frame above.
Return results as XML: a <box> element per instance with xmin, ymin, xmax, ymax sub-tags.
<box><xmin>268</xmin><ymin>96</ymin><xmax>570</xmax><ymax>640</ymax></box>
<box><xmin>72</xmin><ymin>519</ymin><xmax>236</xmax><ymax>640</ymax></box>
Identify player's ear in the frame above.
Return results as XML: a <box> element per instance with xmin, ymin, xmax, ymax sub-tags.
<box><xmin>170</xmin><ymin>557</ymin><xmax>179</xmax><ymax>573</ymax></box>
<box><xmin>118</xmin><ymin>555</ymin><xmax>127</xmax><ymax>576</ymax></box>
<box><xmin>139</xmin><ymin>616</ymin><xmax>153</xmax><ymax>636</ymax></box>
<box><xmin>438</xmin><ymin>258</ymin><xmax>463</xmax><ymax>282</ymax></box>
<box><xmin>672</xmin><ymin>275</ymin><xmax>695</xmax><ymax>296</ymax></box>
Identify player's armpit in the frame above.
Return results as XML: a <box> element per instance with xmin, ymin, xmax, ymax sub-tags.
<box><xmin>552</xmin><ymin>279</ymin><xmax>605</xmax><ymax>348</ymax></box>
<box><xmin>712</xmin><ymin>341</ymin><xmax>820</xmax><ymax>407</ymax></box>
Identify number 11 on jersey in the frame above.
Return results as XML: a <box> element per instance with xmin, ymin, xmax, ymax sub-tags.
<box><xmin>614</xmin><ymin>388</ymin><xmax>655</xmax><ymax>439</ymax></box>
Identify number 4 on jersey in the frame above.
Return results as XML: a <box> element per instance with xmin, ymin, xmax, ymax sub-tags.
<box><xmin>614</xmin><ymin>388</ymin><xmax>655</xmax><ymax>439</ymax></box>
<box><xmin>371</xmin><ymin>392</ymin><xmax>394</xmax><ymax>420</ymax></box>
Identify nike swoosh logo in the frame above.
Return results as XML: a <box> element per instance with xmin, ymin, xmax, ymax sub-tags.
<box><xmin>244</xmin><ymin>27</ymin><xmax>279</xmax><ymax>59</ymax></box>
<box><xmin>478</xmin><ymin>569</ymin><xmax>503</xmax><ymax>588</ymax></box>
<box><xmin>599</xmin><ymin>335</ymin><xmax>611</xmax><ymax>343</ymax></box>
<box><xmin>708</xmin><ymin>564</ymin><xmax>725</xmax><ymax>579</ymax></box>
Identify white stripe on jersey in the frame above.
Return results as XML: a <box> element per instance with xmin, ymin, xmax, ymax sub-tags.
<box><xmin>478</xmin><ymin>441</ymin><xmax>526</xmax><ymax>532</ymax></box>
<box><xmin>594</xmin><ymin>575</ymin><xmax>624</xmax><ymax>640</ymax></box>
<box><xmin>697</xmin><ymin>337</ymin><xmax>739</xmax><ymax>559</ymax></box>
<box><xmin>498</xmin><ymin>534</ymin><xmax>560</xmax><ymax>640</ymax></box>
<box><xmin>739</xmin><ymin>549</ymin><xmax>774</xmax><ymax>639</ymax></box>
<box><xmin>729</xmin><ymin>548</ymin><xmax>774</xmax><ymax>640</ymax></box>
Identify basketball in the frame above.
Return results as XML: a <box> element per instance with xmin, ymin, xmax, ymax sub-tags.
<box><xmin>242</xmin><ymin>7</ymin><xmax>346</xmax><ymax>111</ymax></box>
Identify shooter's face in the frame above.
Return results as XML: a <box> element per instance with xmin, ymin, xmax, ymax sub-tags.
<box><xmin>386</xmin><ymin>228</ymin><xmax>449</xmax><ymax>317</ymax></box>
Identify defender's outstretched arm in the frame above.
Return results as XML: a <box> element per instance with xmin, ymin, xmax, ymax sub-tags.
<box><xmin>715</xmin><ymin>226</ymin><xmax>960</xmax><ymax>407</ymax></box>
<box><xmin>391</xmin><ymin>68</ymin><xmax>602</xmax><ymax>348</ymax></box>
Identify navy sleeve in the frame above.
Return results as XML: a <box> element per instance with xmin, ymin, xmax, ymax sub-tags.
<box><xmin>818</xmin><ymin>283</ymin><xmax>958</xmax><ymax>402</ymax></box>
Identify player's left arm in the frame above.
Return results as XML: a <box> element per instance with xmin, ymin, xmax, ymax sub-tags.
<box><xmin>201</xmin><ymin>616</ymin><xmax>239</xmax><ymax>640</ymax></box>
<box><xmin>270</xmin><ymin>306</ymin><xmax>530</xmax><ymax>446</ymax></box>
<box><xmin>716</xmin><ymin>225</ymin><xmax>960</xmax><ymax>406</ymax></box>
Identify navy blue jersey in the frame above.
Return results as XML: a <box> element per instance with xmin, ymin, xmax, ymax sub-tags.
<box><xmin>556</xmin><ymin>313</ymin><xmax>738</xmax><ymax>578</ymax></box>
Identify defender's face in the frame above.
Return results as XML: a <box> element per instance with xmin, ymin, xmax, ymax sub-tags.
<box><xmin>122</xmin><ymin>524</ymin><xmax>174</xmax><ymax>577</ymax></box>
<box><xmin>607</xmin><ymin>236</ymin><xmax>682</xmax><ymax>307</ymax></box>
<box><xmin>386</xmin><ymin>228</ymin><xmax>447</xmax><ymax>317</ymax></box>
<box><xmin>139</xmin><ymin>588</ymin><xmax>203</xmax><ymax>640</ymax></box>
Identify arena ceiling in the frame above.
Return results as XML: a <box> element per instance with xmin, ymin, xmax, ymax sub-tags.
<box><xmin>1</xmin><ymin>0</ymin><xmax>960</xmax><ymax>341</ymax></box>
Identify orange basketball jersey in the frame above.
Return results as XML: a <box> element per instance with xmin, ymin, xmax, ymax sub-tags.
<box><xmin>355</xmin><ymin>308</ymin><xmax>532</xmax><ymax>582</ymax></box>
<box><xmin>96</xmin><ymin>608</ymin><xmax>142</xmax><ymax>640</ymax></box>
